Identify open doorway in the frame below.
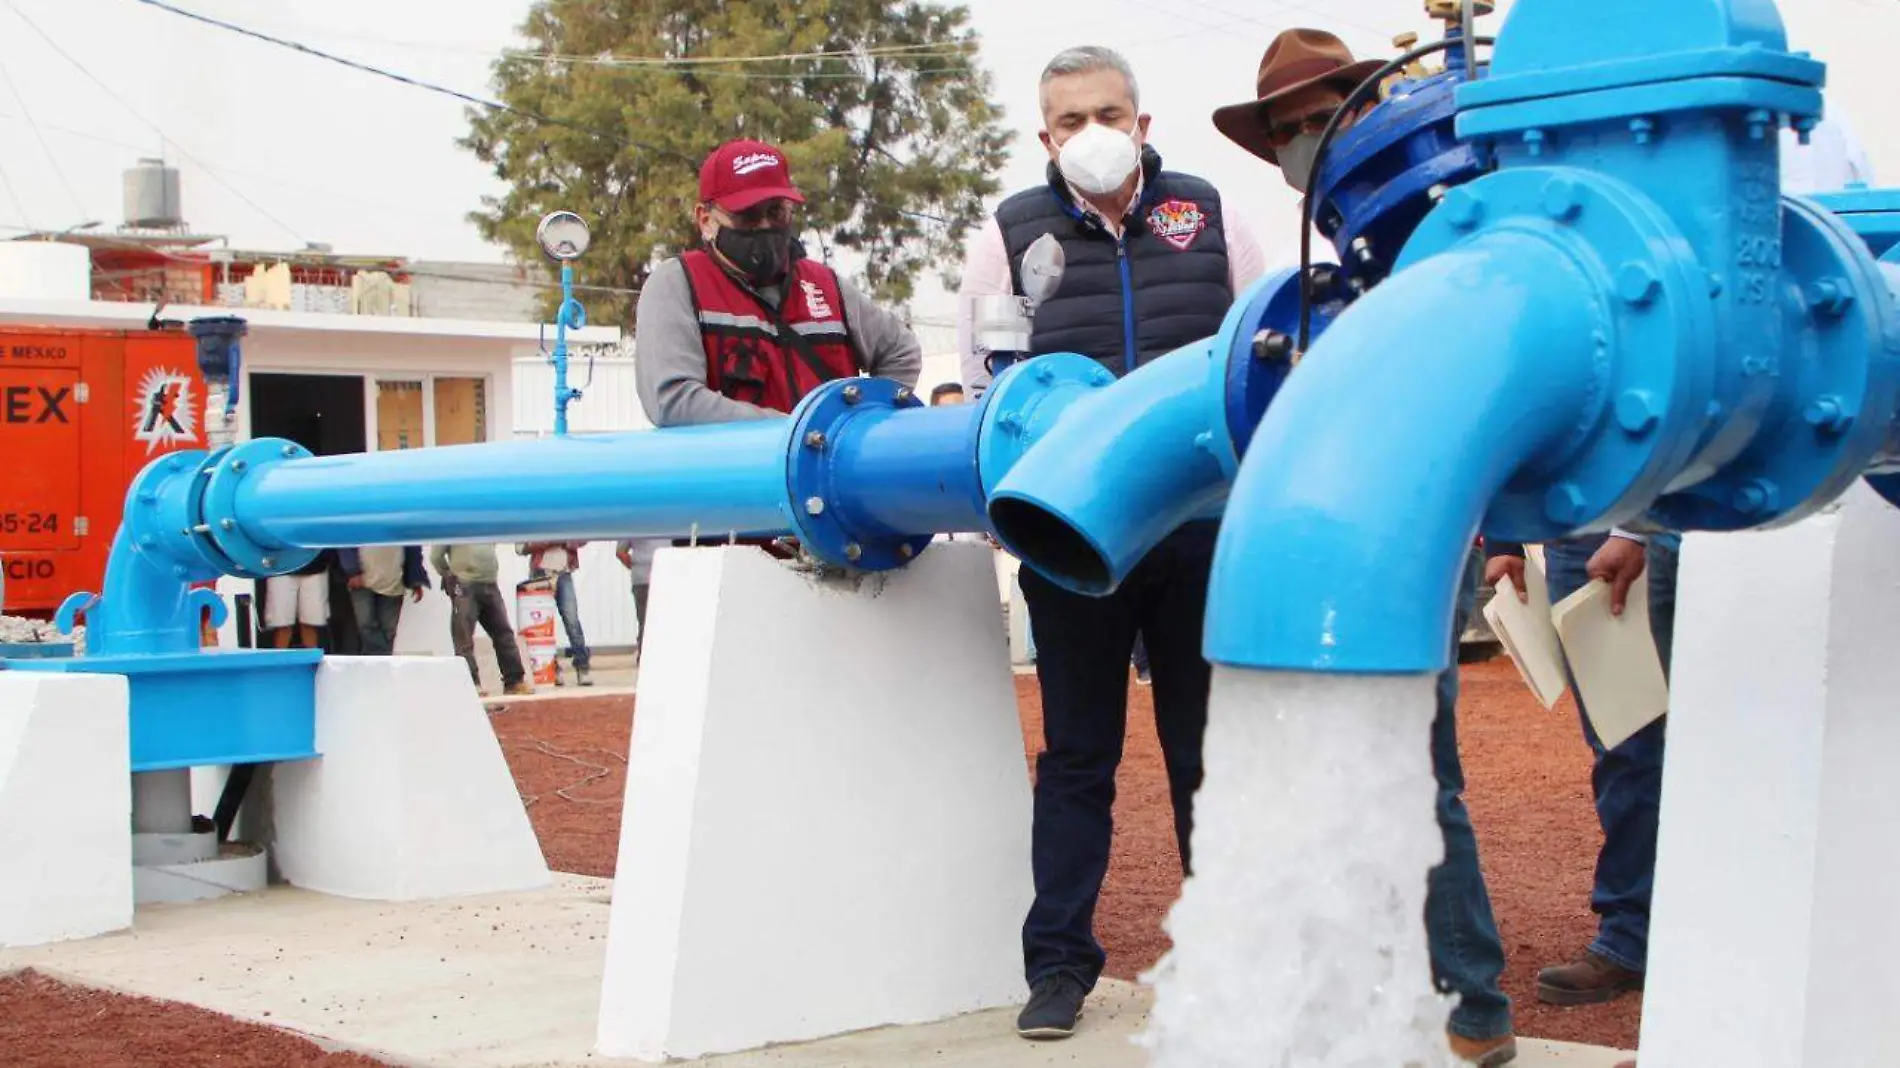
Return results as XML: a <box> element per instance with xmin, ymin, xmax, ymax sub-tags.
<box><xmin>247</xmin><ymin>373</ymin><xmax>368</xmax><ymax>654</ymax></box>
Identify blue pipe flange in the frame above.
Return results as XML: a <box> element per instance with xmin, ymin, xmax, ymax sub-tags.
<box><xmin>784</xmin><ymin>377</ymin><xmax>934</xmax><ymax>571</ymax></box>
<box><xmin>200</xmin><ymin>437</ymin><xmax>320</xmax><ymax>576</ymax></box>
<box><xmin>974</xmin><ymin>353</ymin><xmax>1109</xmax><ymax>497</ymax></box>
<box><xmin>1215</xmin><ymin>268</ymin><xmax>1343</xmax><ymax>476</ymax></box>
<box><xmin>1398</xmin><ymin>166</ymin><xmax>1718</xmax><ymax>541</ymax></box>
<box><xmin>1810</xmin><ymin>187</ymin><xmax>1900</xmax><ymax>261</ymax></box>
<box><xmin>1649</xmin><ymin>195</ymin><xmax>1900</xmax><ymax>530</ymax></box>
<box><xmin>123</xmin><ymin>448</ymin><xmax>233</xmax><ymax>581</ymax></box>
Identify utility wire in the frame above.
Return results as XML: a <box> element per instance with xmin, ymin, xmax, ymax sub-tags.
<box><xmin>0</xmin><ymin>0</ymin><xmax>306</xmax><ymax>245</ymax></box>
<box><xmin>0</xmin><ymin>52</ymin><xmax>85</xmax><ymax>220</ymax></box>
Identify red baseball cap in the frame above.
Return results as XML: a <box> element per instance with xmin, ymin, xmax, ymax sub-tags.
<box><xmin>699</xmin><ymin>139</ymin><xmax>807</xmax><ymax>213</ymax></box>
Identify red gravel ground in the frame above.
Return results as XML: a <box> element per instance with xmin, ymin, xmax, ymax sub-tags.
<box><xmin>0</xmin><ymin>970</ymin><xmax>389</xmax><ymax>1067</ymax></box>
<box><xmin>1</xmin><ymin>660</ymin><xmax>1639</xmax><ymax>1060</ymax></box>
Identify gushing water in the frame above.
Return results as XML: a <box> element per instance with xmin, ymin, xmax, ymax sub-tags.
<box><xmin>1141</xmin><ymin>668</ymin><xmax>1457</xmax><ymax>1068</ymax></box>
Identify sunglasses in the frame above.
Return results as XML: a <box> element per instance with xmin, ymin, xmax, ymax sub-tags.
<box><xmin>1266</xmin><ymin>106</ymin><xmax>1340</xmax><ymax>148</ymax></box>
<box><xmin>714</xmin><ymin>201</ymin><xmax>798</xmax><ymax>229</ymax></box>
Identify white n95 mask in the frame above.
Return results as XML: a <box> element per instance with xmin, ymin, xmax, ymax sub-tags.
<box><xmin>1279</xmin><ymin>132</ymin><xmax>1324</xmax><ymax>193</ymax></box>
<box><xmin>1058</xmin><ymin>123</ymin><xmax>1141</xmax><ymax>196</ymax></box>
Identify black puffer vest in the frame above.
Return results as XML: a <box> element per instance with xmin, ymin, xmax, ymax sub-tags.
<box><xmin>995</xmin><ymin>146</ymin><xmax>1232</xmax><ymax>377</ymax></box>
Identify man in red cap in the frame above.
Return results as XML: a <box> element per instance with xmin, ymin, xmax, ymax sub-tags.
<box><xmin>635</xmin><ymin>138</ymin><xmax>921</xmax><ymax>426</ymax></box>
<box><xmin>1213</xmin><ymin>28</ymin><xmax>1519</xmax><ymax>1068</ymax></box>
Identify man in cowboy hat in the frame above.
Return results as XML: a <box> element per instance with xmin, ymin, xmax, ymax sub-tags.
<box><xmin>1213</xmin><ymin>28</ymin><xmax>1518</xmax><ymax>1068</ymax></box>
<box><xmin>958</xmin><ymin>43</ymin><xmax>1264</xmax><ymax>1043</ymax></box>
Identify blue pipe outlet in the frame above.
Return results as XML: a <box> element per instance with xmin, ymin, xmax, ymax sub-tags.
<box><xmin>989</xmin><ymin>334</ymin><xmax>1243</xmax><ymax>596</ymax></box>
<box><xmin>1205</xmin><ymin>229</ymin><xmax>1609</xmax><ymax>672</ymax></box>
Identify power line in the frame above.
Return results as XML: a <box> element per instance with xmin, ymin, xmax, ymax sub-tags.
<box><xmin>0</xmin><ymin>0</ymin><xmax>306</xmax><ymax>245</ymax></box>
<box><xmin>0</xmin><ymin>51</ymin><xmax>85</xmax><ymax>220</ymax></box>
<box><xmin>132</xmin><ymin>0</ymin><xmax>700</xmax><ymax>164</ymax></box>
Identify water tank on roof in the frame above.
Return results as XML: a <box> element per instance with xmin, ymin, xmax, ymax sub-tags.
<box><xmin>123</xmin><ymin>158</ymin><xmax>182</xmax><ymax>230</ymax></box>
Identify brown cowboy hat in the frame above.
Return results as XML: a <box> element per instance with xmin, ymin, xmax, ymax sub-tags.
<box><xmin>1212</xmin><ymin>28</ymin><xmax>1385</xmax><ymax>164</ymax></box>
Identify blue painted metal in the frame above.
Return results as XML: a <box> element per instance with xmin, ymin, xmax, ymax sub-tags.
<box><xmin>1219</xmin><ymin>269</ymin><xmax>1342</xmax><ymax>471</ymax></box>
<box><xmin>989</xmin><ymin>330</ymin><xmax>1245</xmax><ymax>596</ymax></box>
<box><xmin>1811</xmin><ymin>187</ymin><xmax>1900</xmax><ymax>260</ymax></box>
<box><xmin>1206</xmin><ymin>227</ymin><xmax>1609</xmax><ymax>672</ymax></box>
<box><xmin>1312</xmin><ymin>57</ymin><xmax>1488</xmax><ymax>289</ymax></box>
<box><xmin>788</xmin><ymin>377</ymin><xmax>961</xmax><ymax>570</ymax></box>
<box><xmin>549</xmin><ymin>262</ymin><xmax>587</xmax><ymax>435</ymax></box>
<box><xmin>8</xmin><ymin>649</ymin><xmax>321</xmax><ymax>772</ymax></box>
<box><xmin>1208</xmin><ymin>0</ymin><xmax>1900</xmax><ymax>674</ymax></box>
<box><xmin>972</xmin><ymin>354</ymin><xmax>1110</xmax><ymax>498</ymax></box>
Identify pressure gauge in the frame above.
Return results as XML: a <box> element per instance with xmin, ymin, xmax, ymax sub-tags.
<box><xmin>536</xmin><ymin>211</ymin><xmax>591</xmax><ymax>262</ymax></box>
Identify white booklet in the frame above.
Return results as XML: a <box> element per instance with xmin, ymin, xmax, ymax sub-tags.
<box><xmin>1551</xmin><ymin>574</ymin><xmax>1670</xmax><ymax>749</ymax></box>
<box><xmin>1481</xmin><ymin>554</ymin><xmax>1568</xmax><ymax>709</ymax></box>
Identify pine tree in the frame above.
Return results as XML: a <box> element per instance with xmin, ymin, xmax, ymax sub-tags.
<box><xmin>460</xmin><ymin>0</ymin><xmax>1010</xmax><ymax>325</ymax></box>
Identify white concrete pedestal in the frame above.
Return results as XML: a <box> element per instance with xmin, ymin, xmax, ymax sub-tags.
<box><xmin>1641</xmin><ymin>484</ymin><xmax>1900</xmax><ymax>1067</ymax></box>
<box><xmin>268</xmin><ymin>656</ymin><xmax>551</xmax><ymax>900</ymax></box>
<box><xmin>0</xmin><ymin>673</ymin><xmax>131</xmax><ymax>947</ymax></box>
<box><xmin>596</xmin><ymin>544</ymin><xmax>1033</xmax><ymax>1062</ymax></box>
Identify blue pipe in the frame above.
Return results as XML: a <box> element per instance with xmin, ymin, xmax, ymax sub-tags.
<box><xmin>228</xmin><ymin>421</ymin><xmax>796</xmax><ymax>549</ymax></box>
<box><xmin>551</xmin><ymin>262</ymin><xmax>586</xmax><ymax>436</ymax></box>
<box><xmin>983</xmin><ymin>272</ymin><xmax>1306</xmax><ymax>596</ymax></box>
<box><xmin>826</xmin><ymin>401</ymin><xmax>986</xmax><ymax>542</ymax></box>
<box><xmin>987</xmin><ymin>338</ymin><xmax>1232</xmax><ymax>595</ymax></box>
<box><xmin>1205</xmin><ymin>228</ymin><xmax>1606</xmax><ymax>672</ymax></box>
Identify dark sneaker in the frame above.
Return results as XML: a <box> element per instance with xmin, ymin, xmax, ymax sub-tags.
<box><xmin>1016</xmin><ymin>974</ymin><xmax>1086</xmax><ymax>1040</ymax></box>
<box><xmin>1537</xmin><ymin>950</ymin><xmax>1644</xmax><ymax>1005</ymax></box>
<box><xmin>576</xmin><ymin>666</ymin><xmax>593</xmax><ymax>687</ymax></box>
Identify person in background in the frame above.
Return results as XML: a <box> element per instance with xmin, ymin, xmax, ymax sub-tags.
<box><xmin>959</xmin><ymin>44</ymin><xmax>1264</xmax><ymax>1042</ymax></box>
<box><xmin>1213</xmin><ymin>27</ymin><xmax>1515</xmax><ymax>1066</ymax></box>
<box><xmin>336</xmin><ymin>545</ymin><xmax>429</xmax><ymax>656</ymax></box>
<box><xmin>634</xmin><ymin>138</ymin><xmax>923</xmax><ymax>427</ymax></box>
<box><xmin>1487</xmin><ymin>115</ymin><xmax>1874</xmax><ymax>1066</ymax></box>
<box><xmin>929</xmin><ymin>382</ymin><xmax>966</xmax><ymax>406</ymax></box>
<box><xmin>431</xmin><ymin>543</ymin><xmax>530</xmax><ymax>697</ymax></box>
<box><xmin>518</xmin><ymin>540</ymin><xmax>593</xmax><ymax>686</ymax></box>
<box><xmin>615</xmin><ymin>538</ymin><xmax>668</xmax><ymax>664</ymax></box>
<box><xmin>264</xmin><ymin>549</ymin><xmax>332</xmax><ymax>650</ymax></box>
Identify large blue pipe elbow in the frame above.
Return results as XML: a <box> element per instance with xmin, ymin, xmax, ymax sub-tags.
<box><xmin>987</xmin><ymin>339</ymin><xmax>1233</xmax><ymax>596</ymax></box>
<box><xmin>1205</xmin><ymin>229</ymin><xmax>1609</xmax><ymax>672</ymax></box>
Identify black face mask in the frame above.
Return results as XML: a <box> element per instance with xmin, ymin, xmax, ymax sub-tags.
<box><xmin>714</xmin><ymin>226</ymin><xmax>794</xmax><ymax>287</ymax></box>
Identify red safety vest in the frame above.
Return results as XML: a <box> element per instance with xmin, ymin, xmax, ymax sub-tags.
<box><xmin>680</xmin><ymin>250</ymin><xmax>860</xmax><ymax>414</ymax></box>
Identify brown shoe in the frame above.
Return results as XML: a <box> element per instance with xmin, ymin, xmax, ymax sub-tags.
<box><xmin>1537</xmin><ymin>950</ymin><xmax>1644</xmax><ymax>1005</ymax></box>
<box><xmin>1448</xmin><ymin>1032</ymin><xmax>1517</xmax><ymax>1067</ymax></box>
<box><xmin>503</xmin><ymin>681</ymin><xmax>534</xmax><ymax>696</ymax></box>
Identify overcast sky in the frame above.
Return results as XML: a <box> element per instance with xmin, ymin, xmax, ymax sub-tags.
<box><xmin>1</xmin><ymin>0</ymin><xmax>1895</xmax><ymax>323</ymax></box>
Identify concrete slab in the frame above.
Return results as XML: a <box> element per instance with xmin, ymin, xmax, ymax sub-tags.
<box><xmin>0</xmin><ymin>878</ymin><xmax>1631</xmax><ymax>1068</ymax></box>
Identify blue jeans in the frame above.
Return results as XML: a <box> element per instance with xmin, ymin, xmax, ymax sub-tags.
<box><xmin>1018</xmin><ymin>524</ymin><xmax>1217</xmax><ymax>990</ymax></box>
<box><xmin>1542</xmin><ymin>533</ymin><xmax>1674</xmax><ymax>973</ymax></box>
<box><xmin>532</xmin><ymin>568</ymin><xmax>591</xmax><ymax>670</ymax></box>
<box><xmin>1428</xmin><ymin>548</ymin><xmax>1513</xmax><ymax>1041</ymax></box>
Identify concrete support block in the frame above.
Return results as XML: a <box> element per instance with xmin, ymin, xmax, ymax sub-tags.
<box><xmin>269</xmin><ymin>656</ymin><xmax>549</xmax><ymax>900</ymax></box>
<box><xmin>596</xmin><ymin>545</ymin><xmax>1033</xmax><ymax>1062</ymax></box>
<box><xmin>1642</xmin><ymin>484</ymin><xmax>1900</xmax><ymax>1067</ymax></box>
<box><xmin>0</xmin><ymin>673</ymin><xmax>132</xmax><ymax>947</ymax></box>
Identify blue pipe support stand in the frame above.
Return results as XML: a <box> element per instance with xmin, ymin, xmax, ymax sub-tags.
<box><xmin>1207</xmin><ymin>0</ymin><xmax>1900</xmax><ymax>674</ymax></box>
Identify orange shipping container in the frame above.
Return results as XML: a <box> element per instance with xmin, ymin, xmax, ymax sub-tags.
<box><xmin>0</xmin><ymin>326</ymin><xmax>208</xmax><ymax>615</ymax></box>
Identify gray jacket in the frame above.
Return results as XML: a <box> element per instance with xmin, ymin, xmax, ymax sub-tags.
<box><xmin>634</xmin><ymin>256</ymin><xmax>923</xmax><ymax>427</ymax></box>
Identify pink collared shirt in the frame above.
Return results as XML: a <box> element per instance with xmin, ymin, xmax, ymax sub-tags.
<box><xmin>956</xmin><ymin>184</ymin><xmax>1266</xmax><ymax>394</ymax></box>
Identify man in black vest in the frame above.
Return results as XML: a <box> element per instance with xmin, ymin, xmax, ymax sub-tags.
<box><xmin>958</xmin><ymin>44</ymin><xmax>1263</xmax><ymax>1041</ymax></box>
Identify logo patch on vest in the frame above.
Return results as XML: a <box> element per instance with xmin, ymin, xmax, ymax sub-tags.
<box><xmin>800</xmin><ymin>279</ymin><xmax>835</xmax><ymax>319</ymax></box>
<box><xmin>1147</xmin><ymin>199</ymin><xmax>1208</xmax><ymax>251</ymax></box>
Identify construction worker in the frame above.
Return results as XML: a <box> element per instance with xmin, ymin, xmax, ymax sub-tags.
<box><xmin>431</xmin><ymin>543</ymin><xmax>529</xmax><ymax>698</ymax></box>
<box><xmin>634</xmin><ymin>138</ymin><xmax>922</xmax><ymax>427</ymax></box>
